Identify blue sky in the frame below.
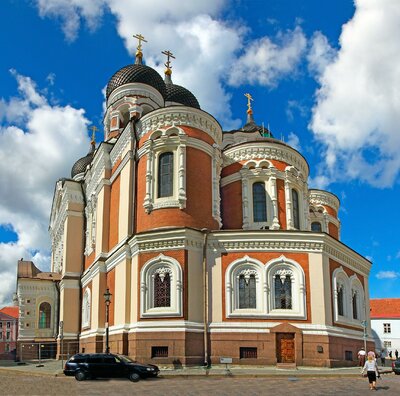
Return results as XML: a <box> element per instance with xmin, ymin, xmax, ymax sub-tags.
<box><xmin>0</xmin><ymin>0</ymin><xmax>399</xmax><ymax>305</ymax></box>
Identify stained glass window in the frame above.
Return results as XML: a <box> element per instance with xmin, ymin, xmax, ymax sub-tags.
<box><xmin>38</xmin><ymin>302</ymin><xmax>51</xmax><ymax>329</ymax></box>
<box><xmin>154</xmin><ymin>272</ymin><xmax>171</xmax><ymax>307</ymax></box>
<box><xmin>238</xmin><ymin>274</ymin><xmax>256</xmax><ymax>309</ymax></box>
<box><xmin>158</xmin><ymin>152</ymin><xmax>173</xmax><ymax>198</ymax></box>
<box><xmin>253</xmin><ymin>182</ymin><xmax>267</xmax><ymax>222</ymax></box>
<box><xmin>274</xmin><ymin>275</ymin><xmax>292</xmax><ymax>309</ymax></box>
<box><xmin>292</xmin><ymin>189</ymin><xmax>300</xmax><ymax>229</ymax></box>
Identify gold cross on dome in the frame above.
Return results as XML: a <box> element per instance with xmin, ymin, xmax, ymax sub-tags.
<box><xmin>162</xmin><ymin>50</ymin><xmax>176</xmax><ymax>70</ymax></box>
<box><xmin>244</xmin><ymin>93</ymin><xmax>253</xmax><ymax>112</ymax></box>
<box><xmin>89</xmin><ymin>125</ymin><xmax>98</xmax><ymax>143</ymax></box>
<box><xmin>133</xmin><ymin>33</ymin><xmax>147</xmax><ymax>52</ymax></box>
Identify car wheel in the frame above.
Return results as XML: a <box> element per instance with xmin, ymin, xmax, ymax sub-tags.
<box><xmin>75</xmin><ymin>370</ymin><xmax>87</xmax><ymax>381</ymax></box>
<box><xmin>129</xmin><ymin>372</ymin><xmax>140</xmax><ymax>382</ymax></box>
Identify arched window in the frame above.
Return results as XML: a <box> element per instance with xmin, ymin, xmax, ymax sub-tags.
<box><xmin>253</xmin><ymin>182</ymin><xmax>267</xmax><ymax>222</ymax></box>
<box><xmin>352</xmin><ymin>291</ymin><xmax>358</xmax><ymax>319</ymax></box>
<box><xmin>154</xmin><ymin>271</ymin><xmax>171</xmax><ymax>308</ymax></box>
<box><xmin>337</xmin><ymin>284</ymin><xmax>344</xmax><ymax>316</ymax></box>
<box><xmin>292</xmin><ymin>189</ymin><xmax>300</xmax><ymax>229</ymax></box>
<box><xmin>38</xmin><ymin>302</ymin><xmax>51</xmax><ymax>329</ymax></box>
<box><xmin>238</xmin><ymin>274</ymin><xmax>256</xmax><ymax>309</ymax></box>
<box><xmin>158</xmin><ymin>152</ymin><xmax>173</xmax><ymax>198</ymax></box>
<box><xmin>140</xmin><ymin>254</ymin><xmax>183</xmax><ymax>317</ymax></box>
<box><xmin>82</xmin><ymin>288</ymin><xmax>91</xmax><ymax>328</ymax></box>
<box><xmin>311</xmin><ymin>221</ymin><xmax>322</xmax><ymax>232</ymax></box>
<box><xmin>274</xmin><ymin>274</ymin><xmax>292</xmax><ymax>309</ymax></box>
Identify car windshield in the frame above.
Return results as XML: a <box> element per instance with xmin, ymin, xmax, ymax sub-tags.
<box><xmin>117</xmin><ymin>355</ymin><xmax>136</xmax><ymax>363</ymax></box>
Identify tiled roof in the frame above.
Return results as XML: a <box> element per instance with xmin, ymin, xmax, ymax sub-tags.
<box><xmin>0</xmin><ymin>306</ymin><xmax>19</xmax><ymax>319</ymax></box>
<box><xmin>370</xmin><ymin>298</ymin><xmax>400</xmax><ymax>319</ymax></box>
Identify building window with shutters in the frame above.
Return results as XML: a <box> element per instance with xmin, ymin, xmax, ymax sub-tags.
<box><xmin>140</xmin><ymin>254</ymin><xmax>183</xmax><ymax>318</ymax></box>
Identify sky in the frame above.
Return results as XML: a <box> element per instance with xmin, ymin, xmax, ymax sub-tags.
<box><xmin>0</xmin><ymin>0</ymin><xmax>399</xmax><ymax>306</ymax></box>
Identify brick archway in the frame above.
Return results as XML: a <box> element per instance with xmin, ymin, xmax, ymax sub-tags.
<box><xmin>270</xmin><ymin>323</ymin><xmax>303</xmax><ymax>366</ymax></box>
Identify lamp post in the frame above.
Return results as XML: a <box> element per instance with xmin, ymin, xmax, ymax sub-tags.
<box><xmin>361</xmin><ymin>320</ymin><xmax>368</xmax><ymax>352</ymax></box>
<box><xmin>103</xmin><ymin>288</ymin><xmax>112</xmax><ymax>354</ymax></box>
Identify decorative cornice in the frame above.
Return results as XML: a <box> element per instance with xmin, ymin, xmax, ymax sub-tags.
<box><xmin>136</xmin><ymin>107</ymin><xmax>223</xmax><ymax>146</ymax></box>
<box><xmin>309</xmin><ymin>189</ymin><xmax>340</xmax><ymax>212</ymax></box>
<box><xmin>223</xmin><ymin>143</ymin><xmax>309</xmax><ymax>178</ymax></box>
<box><xmin>110</xmin><ymin>122</ymin><xmax>133</xmax><ymax>167</ymax></box>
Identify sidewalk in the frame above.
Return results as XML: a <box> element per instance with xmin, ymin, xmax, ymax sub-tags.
<box><xmin>0</xmin><ymin>360</ymin><xmax>394</xmax><ymax>378</ymax></box>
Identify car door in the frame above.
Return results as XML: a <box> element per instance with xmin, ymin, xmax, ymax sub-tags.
<box><xmin>87</xmin><ymin>355</ymin><xmax>104</xmax><ymax>378</ymax></box>
<box><xmin>102</xmin><ymin>355</ymin><xmax>123</xmax><ymax>378</ymax></box>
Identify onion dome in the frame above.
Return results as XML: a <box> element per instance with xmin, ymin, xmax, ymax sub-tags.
<box><xmin>106</xmin><ymin>63</ymin><xmax>167</xmax><ymax>100</ymax></box>
<box><xmin>165</xmin><ymin>81</ymin><xmax>200</xmax><ymax>109</ymax></box>
<box><xmin>71</xmin><ymin>138</ymin><xmax>95</xmax><ymax>179</ymax></box>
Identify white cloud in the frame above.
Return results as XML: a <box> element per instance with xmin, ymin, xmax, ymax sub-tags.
<box><xmin>33</xmin><ymin>0</ymin><xmax>309</xmax><ymax>129</ymax></box>
<box><xmin>310</xmin><ymin>0</ymin><xmax>400</xmax><ymax>188</ymax></box>
<box><xmin>228</xmin><ymin>26</ymin><xmax>307</xmax><ymax>87</ymax></box>
<box><xmin>0</xmin><ymin>70</ymin><xmax>89</xmax><ymax>305</ymax></box>
<box><xmin>307</xmin><ymin>31</ymin><xmax>336</xmax><ymax>77</ymax></box>
<box><xmin>376</xmin><ymin>271</ymin><xmax>400</xmax><ymax>280</ymax></box>
<box><xmin>286</xmin><ymin>132</ymin><xmax>301</xmax><ymax>151</ymax></box>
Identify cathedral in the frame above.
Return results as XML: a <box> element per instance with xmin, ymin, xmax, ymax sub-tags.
<box><xmin>16</xmin><ymin>37</ymin><xmax>373</xmax><ymax>367</ymax></box>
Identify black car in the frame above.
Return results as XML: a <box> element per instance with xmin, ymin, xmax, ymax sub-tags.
<box><xmin>392</xmin><ymin>359</ymin><xmax>400</xmax><ymax>375</ymax></box>
<box><xmin>63</xmin><ymin>353</ymin><xmax>159</xmax><ymax>381</ymax></box>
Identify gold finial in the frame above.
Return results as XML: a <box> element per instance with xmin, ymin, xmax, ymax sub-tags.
<box><xmin>89</xmin><ymin>125</ymin><xmax>98</xmax><ymax>146</ymax></box>
<box><xmin>244</xmin><ymin>93</ymin><xmax>253</xmax><ymax>114</ymax></box>
<box><xmin>133</xmin><ymin>33</ymin><xmax>147</xmax><ymax>59</ymax></box>
<box><xmin>162</xmin><ymin>50</ymin><xmax>176</xmax><ymax>75</ymax></box>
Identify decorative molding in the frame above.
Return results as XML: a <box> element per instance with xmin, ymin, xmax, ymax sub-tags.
<box><xmin>136</xmin><ymin>107</ymin><xmax>223</xmax><ymax>146</ymax></box>
<box><xmin>309</xmin><ymin>189</ymin><xmax>340</xmax><ymax>213</ymax></box>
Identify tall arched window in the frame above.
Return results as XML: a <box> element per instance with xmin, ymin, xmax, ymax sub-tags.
<box><xmin>274</xmin><ymin>274</ymin><xmax>292</xmax><ymax>309</ymax></box>
<box><xmin>352</xmin><ymin>291</ymin><xmax>358</xmax><ymax>319</ymax></box>
<box><xmin>337</xmin><ymin>284</ymin><xmax>344</xmax><ymax>316</ymax></box>
<box><xmin>154</xmin><ymin>271</ymin><xmax>171</xmax><ymax>307</ymax></box>
<box><xmin>311</xmin><ymin>221</ymin><xmax>322</xmax><ymax>232</ymax></box>
<box><xmin>82</xmin><ymin>289</ymin><xmax>91</xmax><ymax>328</ymax></box>
<box><xmin>38</xmin><ymin>302</ymin><xmax>51</xmax><ymax>329</ymax></box>
<box><xmin>292</xmin><ymin>189</ymin><xmax>300</xmax><ymax>229</ymax></box>
<box><xmin>253</xmin><ymin>182</ymin><xmax>267</xmax><ymax>222</ymax></box>
<box><xmin>158</xmin><ymin>152</ymin><xmax>173</xmax><ymax>198</ymax></box>
<box><xmin>238</xmin><ymin>274</ymin><xmax>256</xmax><ymax>309</ymax></box>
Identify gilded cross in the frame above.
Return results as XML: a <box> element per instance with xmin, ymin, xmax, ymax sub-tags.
<box><xmin>244</xmin><ymin>93</ymin><xmax>253</xmax><ymax>112</ymax></box>
<box><xmin>133</xmin><ymin>33</ymin><xmax>147</xmax><ymax>52</ymax></box>
<box><xmin>89</xmin><ymin>125</ymin><xmax>98</xmax><ymax>143</ymax></box>
<box><xmin>162</xmin><ymin>50</ymin><xmax>176</xmax><ymax>70</ymax></box>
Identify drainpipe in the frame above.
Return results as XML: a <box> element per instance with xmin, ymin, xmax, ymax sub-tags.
<box><xmin>202</xmin><ymin>228</ymin><xmax>210</xmax><ymax>366</ymax></box>
<box><xmin>129</xmin><ymin>116</ymin><xmax>140</xmax><ymax>235</ymax></box>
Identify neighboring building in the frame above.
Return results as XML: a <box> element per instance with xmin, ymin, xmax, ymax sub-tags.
<box><xmin>0</xmin><ymin>306</ymin><xmax>18</xmax><ymax>359</ymax></box>
<box><xmin>371</xmin><ymin>298</ymin><xmax>400</xmax><ymax>356</ymax></box>
<box><xmin>16</xmin><ymin>260</ymin><xmax>61</xmax><ymax>359</ymax></box>
<box><xmin>16</xmin><ymin>42</ymin><xmax>373</xmax><ymax>367</ymax></box>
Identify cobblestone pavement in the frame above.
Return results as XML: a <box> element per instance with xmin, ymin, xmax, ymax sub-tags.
<box><xmin>1</xmin><ymin>371</ymin><xmax>399</xmax><ymax>396</ymax></box>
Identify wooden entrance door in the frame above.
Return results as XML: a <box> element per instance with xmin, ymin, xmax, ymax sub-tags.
<box><xmin>277</xmin><ymin>333</ymin><xmax>295</xmax><ymax>363</ymax></box>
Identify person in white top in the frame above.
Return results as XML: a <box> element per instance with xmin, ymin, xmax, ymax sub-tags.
<box><xmin>358</xmin><ymin>348</ymin><xmax>366</xmax><ymax>366</ymax></box>
<box><xmin>361</xmin><ymin>352</ymin><xmax>380</xmax><ymax>391</ymax></box>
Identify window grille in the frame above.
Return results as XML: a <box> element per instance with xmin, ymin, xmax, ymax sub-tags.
<box><xmin>154</xmin><ymin>272</ymin><xmax>171</xmax><ymax>307</ymax></box>
<box><xmin>274</xmin><ymin>274</ymin><xmax>292</xmax><ymax>309</ymax></box>
<box><xmin>240</xmin><ymin>347</ymin><xmax>257</xmax><ymax>359</ymax></box>
<box><xmin>152</xmin><ymin>346</ymin><xmax>168</xmax><ymax>358</ymax></box>
<box><xmin>238</xmin><ymin>274</ymin><xmax>256</xmax><ymax>309</ymax></box>
<box><xmin>158</xmin><ymin>152</ymin><xmax>173</xmax><ymax>198</ymax></box>
<box><xmin>252</xmin><ymin>182</ymin><xmax>267</xmax><ymax>222</ymax></box>
<box><xmin>345</xmin><ymin>351</ymin><xmax>353</xmax><ymax>361</ymax></box>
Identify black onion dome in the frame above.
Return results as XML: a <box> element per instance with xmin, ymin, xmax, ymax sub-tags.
<box><xmin>71</xmin><ymin>145</ymin><xmax>95</xmax><ymax>178</ymax></box>
<box><xmin>165</xmin><ymin>83</ymin><xmax>200</xmax><ymax>109</ymax></box>
<box><xmin>106</xmin><ymin>64</ymin><xmax>167</xmax><ymax>99</ymax></box>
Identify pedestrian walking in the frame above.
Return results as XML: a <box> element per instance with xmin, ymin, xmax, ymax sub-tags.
<box><xmin>361</xmin><ymin>352</ymin><xmax>380</xmax><ymax>391</ymax></box>
<box><xmin>389</xmin><ymin>350</ymin><xmax>393</xmax><ymax>359</ymax></box>
<box><xmin>381</xmin><ymin>349</ymin><xmax>386</xmax><ymax>367</ymax></box>
<box><xmin>395</xmin><ymin>349</ymin><xmax>399</xmax><ymax>360</ymax></box>
<box><xmin>358</xmin><ymin>347</ymin><xmax>366</xmax><ymax>366</ymax></box>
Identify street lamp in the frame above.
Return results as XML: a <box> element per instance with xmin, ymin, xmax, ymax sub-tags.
<box><xmin>103</xmin><ymin>288</ymin><xmax>112</xmax><ymax>354</ymax></box>
<box><xmin>361</xmin><ymin>320</ymin><xmax>368</xmax><ymax>352</ymax></box>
